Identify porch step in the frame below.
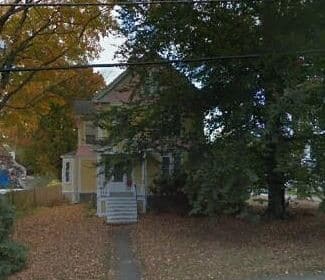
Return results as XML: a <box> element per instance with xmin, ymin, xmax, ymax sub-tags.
<box><xmin>106</xmin><ymin>195</ymin><xmax>138</xmax><ymax>224</ymax></box>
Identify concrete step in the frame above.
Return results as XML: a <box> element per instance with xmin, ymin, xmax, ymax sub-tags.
<box><xmin>107</xmin><ymin>196</ymin><xmax>136</xmax><ymax>200</ymax></box>
<box><xmin>107</xmin><ymin>204</ymin><xmax>137</xmax><ymax>208</ymax></box>
<box><xmin>106</xmin><ymin>195</ymin><xmax>138</xmax><ymax>224</ymax></box>
<box><xmin>107</xmin><ymin>201</ymin><xmax>137</xmax><ymax>205</ymax></box>
<box><xmin>107</xmin><ymin>199</ymin><xmax>137</xmax><ymax>203</ymax></box>
<box><xmin>108</xmin><ymin>212</ymin><xmax>137</xmax><ymax>216</ymax></box>
<box><xmin>107</xmin><ymin>213</ymin><xmax>138</xmax><ymax>218</ymax></box>
<box><xmin>107</xmin><ymin>207</ymin><xmax>137</xmax><ymax>213</ymax></box>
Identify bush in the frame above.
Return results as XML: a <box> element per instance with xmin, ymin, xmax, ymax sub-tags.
<box><xmin>0</xmin><ymin>198</ymin><xmax>27</xmax><ymax>279</ymax></box>
<box><xmin>0</xmin><ymin>240</ymin><xmax>27</xmax><ymax>277</ymax></box>
<box><xmin>151</xmin><ymin>172</ymin><xmax>187</xmax><ymax>197</ymax></box>
<box><xmin>185</xmin><ymin>144</ymin><xmax>254</xmax><ymax>216</ymax></box>
<box><xmin>186</xmin><ymin>166</ymin><xmax>250</xmax><ymax>216</ymax></box>
<box><xmin>149</xmin><ymin>172</ymin><xmax>189</xmax><ymax>214</ymax></box>
<box><xmin>0</xmin><ymin>198</ymin><xmax>14</xmax><ymax>242</ymax></box>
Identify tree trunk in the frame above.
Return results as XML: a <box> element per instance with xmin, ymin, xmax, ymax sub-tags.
<box><xmin>264</xmin><ymin>141</ymin><xmax>287</xmax><ymax>219</ymax></box>
<box><xmin>266</xmin><ymin>171</ymin><xmax>286</xmax><ymax>219</ymax></box>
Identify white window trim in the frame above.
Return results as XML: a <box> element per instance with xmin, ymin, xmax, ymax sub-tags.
<box><xmin>62</xmin><ymin>159</ymin><xmax>73</xmax><ymax>184</ymax></box>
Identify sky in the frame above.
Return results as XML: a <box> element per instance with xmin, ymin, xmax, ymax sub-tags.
<box><xmin>93</xmin><ymin>34</ymin><xmax>125</xmax><ymax>85</ymax></box>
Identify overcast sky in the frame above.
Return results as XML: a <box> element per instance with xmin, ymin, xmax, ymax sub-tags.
<box><xmin>93</xmin><ymin>35</ymin><xmax>125</xmax><ymax>84</ymax></box>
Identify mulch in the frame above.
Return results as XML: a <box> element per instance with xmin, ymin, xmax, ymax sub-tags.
<box><xmin>9</xmin><ymin>204</ymin><xmax>113</xmax><ymax>280</ymax></box>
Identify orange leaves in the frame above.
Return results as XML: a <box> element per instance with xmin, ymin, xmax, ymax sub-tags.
<box><xmin>10</xmin><ymin>205</ymin><xmax>113</xmax><ymax>280</ymax></box>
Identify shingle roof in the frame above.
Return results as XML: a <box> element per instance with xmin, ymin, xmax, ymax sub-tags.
<box><xmin>92</xmin><ymin>70</ymin><xmax>132</xmax><ymax>104</ymax></box>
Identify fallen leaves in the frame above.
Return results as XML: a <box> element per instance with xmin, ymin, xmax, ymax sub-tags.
<box><xmin>132</xmin><ymin>205</ymin><xmax>325</xmax><ymax>280</ymax></box>
<box><xmin>9</xmin><ymin>204</ymin><xmax>113</xmax><ymax>280</ymax></box>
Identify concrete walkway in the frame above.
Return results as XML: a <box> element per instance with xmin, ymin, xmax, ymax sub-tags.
<box><xmin>113</xmin><ymin>226</ymin><xmax>141</xmax><ymax>280</ymax></box>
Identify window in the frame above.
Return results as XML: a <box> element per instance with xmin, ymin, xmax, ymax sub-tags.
<box><xmin>64</xmin><ymin>161</ymin><xmax>71</xmax><ymax>183</ymax></box>
<box><xmin>85</xmin><ymin>122</ymin><xmax>96</xmax><ymax>144</ymax></box>
<box><xmin>161</xmin><ymin>155</ymin><xmax>171</xmax><ymax>176</ymax></box>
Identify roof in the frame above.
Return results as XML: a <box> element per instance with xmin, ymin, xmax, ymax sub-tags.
<box><xmin>73</xmin><ymin>100</ymin><xmax>95</xmax><ymax>115</ymax></box>
<box><xmin>60</xmin><ymin>151</ymin><xmax>76</xmax><ymax>158</ymax></box>
<box><xmin>92</xmin><ymin>70</ymin><xmax>133</xmax><ymax>104</ymax></box>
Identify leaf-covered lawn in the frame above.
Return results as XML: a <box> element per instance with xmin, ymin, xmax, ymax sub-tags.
<box><xmin>133</xmin><ymin>206</ymin><xmax>325</xmax><ymax>280</ymax></box>
<box><xmin>9</xmin><ymin>204</ymin><xmax>113</xmax><ymax>280</ymax></box>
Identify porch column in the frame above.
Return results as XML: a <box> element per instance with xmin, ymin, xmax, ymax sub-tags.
<box><xmin>141</xmin><ymin>152</ymin><xmax>147</xmax><ymax>213</ymax></box>
<box><xmin>96</xmin><ymin>154</ymin><xmax>102</xmax><ymax>196</ymax></box>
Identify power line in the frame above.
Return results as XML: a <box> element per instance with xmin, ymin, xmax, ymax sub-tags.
<box><xmin>1</xmin><ymin>49</ymin><xmax>324</xmax><ymax>73</ymax></box>
<box><xmin>0</xmin><ymin>0</ymin><xmax>251</xmax><ymax>7</ymax></box>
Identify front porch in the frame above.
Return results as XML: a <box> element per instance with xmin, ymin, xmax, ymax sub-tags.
<box><xmin>96</xmin><ymin>153</ymin><xmax>149</xmax><ymax>223</ymax></box>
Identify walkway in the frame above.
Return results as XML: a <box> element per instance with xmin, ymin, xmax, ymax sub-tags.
<box><xmin>113</xmin><ymin>226</ymin><xmax>141</xmax><ymax>280</ymax></box>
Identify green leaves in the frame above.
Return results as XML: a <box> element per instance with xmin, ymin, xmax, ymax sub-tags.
<box><xmin>0</xmin><ymin>198</ymin><xmax>14</xmax><ymax>242</ymax></box>
<box><xmin>0</xmin><ymin>239</ymin><xmax>27</xmax><ymax>279</ymax></box>
<box><xmin>0</xmin><ymin>198</ymin><xmax>27</xmax><ymax>278</ymax></box>
<box><xmin>110</xmin><ymin>1</ymin><xmax>325</xmax><ymax>216</ymax></box>
<box><xmin>20</xmin><ymin>103</ymin><xmax>77</xmax><ymax>177</ymax></box>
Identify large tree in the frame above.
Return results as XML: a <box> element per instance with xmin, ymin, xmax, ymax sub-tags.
<box><xmin>0</xmin><ymin>0</ymin><xmax>111</xmax><ymax>111</ymax></box>
<box><xmin>0</xmin><ymin>1</ymin><xmax>109</xmax><ymax>177</ymax></box>
<box><xmin>111</xmin><ymin>0</ymin><xmax>325</xmax><ymax>218</ymax></box>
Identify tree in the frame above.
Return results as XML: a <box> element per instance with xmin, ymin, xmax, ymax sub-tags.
<box><xmin>97</xmin><ymin>66</ymin><xmax>203</xmax><ymax>155</ymax></box>
<box><xmin>1</xmin><ymin>67</ymin><xmax>105</xmax><ymax>177</ymax></box>
<box><xmin>20</xmin><ymin>103</ymin><xmax>77</xmax><ymax>177</ymax></box>
<box><xmin>0</xmin><ymin>0</ymin><xmax>111</xmax><ymax>111</ymax></box>
<box><xmin>111</xmin><ymin>0</ymin><xmax>325</xmax><ymax>218</ymax></box>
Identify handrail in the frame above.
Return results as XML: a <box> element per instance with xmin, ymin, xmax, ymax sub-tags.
<box><xmin>134</xmin><ymin>183</ymin><xmax>138</xmax><ymax>219</ymax></box>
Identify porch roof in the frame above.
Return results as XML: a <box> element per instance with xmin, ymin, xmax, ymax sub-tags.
<box><xmin>60</xmin><ymin>151</ymin><xmax>76</xmax><ymax>158</ymax></box>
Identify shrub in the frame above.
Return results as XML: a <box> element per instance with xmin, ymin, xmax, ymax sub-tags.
<box><xmin>0</xmin><ymin>240</ymin><xmax>27</xmax><ymax>277</ymax></box>
<box><xmin>185</xmin><ymin>143</ymin><xmax>255</xmax><ymax>216</ymax></box>
<box><xmin>149</xmin><ymin>172</ymin><xmax>189</xmax><ymax>214</ymax></box>
<box><xmin>0</xmin><ymin>198</ymin><xmax>27</xmax><ymax>279</ymax></box>
<box><xmin>0</xmin><ymin>198</ymin><xmax>14</xmax><ymax>242</ymax></box>
<box><xmin>151</xmin><ymin>172</ymin><xmax>187</xmax><ymax>197</ymax></box>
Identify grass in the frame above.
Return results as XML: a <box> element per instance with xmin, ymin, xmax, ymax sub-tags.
<box><xmin>132</xmin><ymin>202</ymin><xmax>325</xmax><ymax>280</ymax></box>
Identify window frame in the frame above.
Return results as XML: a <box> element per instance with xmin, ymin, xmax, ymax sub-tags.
<box><xmin>161</xmin><ymin>153</ymin><xmax>173</xmax><ymax>176</ymax></box>
<box><xmin>85</xmin><ymin>121</ymin><xmax>96</xmax><ymax>145</ymax></box>
<box><xmin>63</xmin><ymin>160</ymin><xmax>72</xmax><ymax>183</ymax></box>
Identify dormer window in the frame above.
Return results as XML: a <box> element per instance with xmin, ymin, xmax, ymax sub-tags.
<box><xmin>85</xmin><ymin>122</ymin><xmax>96</xmax><ymax>144</ymax></box>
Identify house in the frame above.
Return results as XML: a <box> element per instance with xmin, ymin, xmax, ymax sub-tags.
<box><xmin>61</xmin><ymin>67</ymin><xmax>199</xmax><ymax>223</ymax></box>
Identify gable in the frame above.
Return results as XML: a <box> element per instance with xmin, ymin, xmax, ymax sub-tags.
<box><xmin>92</xmin><ymin>70</ymin><xmax>138</xmax><ymax>105</ymax></box>
<box><xmin>92</xmin><ymin>64</ymin><xmax>199</xmax><ymax>106</ymax></box>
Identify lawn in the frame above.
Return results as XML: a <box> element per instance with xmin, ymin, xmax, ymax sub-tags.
<box><xmin>9</xmin><ymin>204</ymin><xmax>113</xmax><ymax>280</ymax></box>
<box><xmin>132</xmin><ymin>203</ymin><xmax>325</xmax><ymax>280</ymax></box>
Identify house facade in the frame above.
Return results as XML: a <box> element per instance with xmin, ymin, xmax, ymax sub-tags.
<box><xmin>61</xmin><ymin>70</ymin><xmax>177</xmax><ymax>223</ymax></box>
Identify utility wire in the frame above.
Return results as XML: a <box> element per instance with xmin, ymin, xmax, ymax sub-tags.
<box><xmin>0</xmin><ymin>0</ymin><xmax>256</xmax><ymax>7</ymax></box>
<box><xmin>0</xmin><ymin>49</ymin><xmax>324</xmax><ymax>73</ymax></box>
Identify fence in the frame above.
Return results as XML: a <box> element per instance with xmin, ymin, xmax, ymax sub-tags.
<box><xmin>4</xmin><ymin>184</ymin><xmax>65</xmax><ymax>211</ymax></box>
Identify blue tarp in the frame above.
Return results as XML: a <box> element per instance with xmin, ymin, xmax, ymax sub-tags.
<box><xmin>0</xmin><ymin>169</ymin><xmax>10</xmax><ymax>188</ymax></box>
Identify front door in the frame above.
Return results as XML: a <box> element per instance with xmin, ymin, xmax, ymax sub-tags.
<box><xmin>107</xmin><ymin>162</ymin><xmax>129</xmax><ymax>192</ymax></box>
